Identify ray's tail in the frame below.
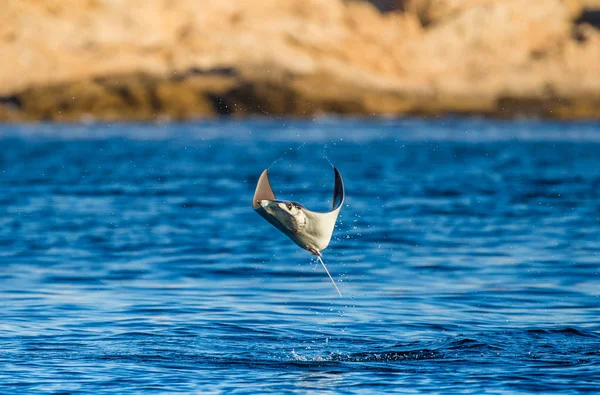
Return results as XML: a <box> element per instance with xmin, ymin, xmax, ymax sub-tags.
<box><xmin>317</xmin><ymin>255</ymin><xmax>342</xmax><ymax>297</ymax></box>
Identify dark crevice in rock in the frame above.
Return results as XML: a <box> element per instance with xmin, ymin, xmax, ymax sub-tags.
<box><xmin>0</xmin><ymin>95</ymin><xmax>22</xmax><ymax>109</ymax></box>
<box><xmin>573</xmin><ymin>9</ymin><xmax>600</xmax><ymax>42</ymax></box>
<box><xmin>573</xmin><ymin>27</ymin><xmax>588</xmax><ymax>42</ymax></box>
<box><xmin>148</xmin><ymin>86</ymin><xmax>162</xmax><ymax>112</ymax></box>
<box><xmin>575</xmin><ymin>9</ymin><xmax>600</xmax><ymax>29</ymax></box>
<box><xmin>226</xmin><ymin>83</ymin><xmax>294</xmax><ymax>115</ymax></box>
<box><xmin>115</xmin><ymin>86</ymin><xmax>138</xmax><ymax>107</ymax></box>
<box><xmin>207</xmin><ymin>94</ymin><xmax>234</xmax><ymax>115</ymax></box>
<box><xmin>359</xmin><ymin>0</ymin><xmax>400</xmax><ymax>13</ymax></box>
<box><xmin>188</xmin><ymin>67</ymin><xmax>237</xmax><ymax>77</ymax></box>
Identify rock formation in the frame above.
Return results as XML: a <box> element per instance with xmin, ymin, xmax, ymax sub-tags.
<box><xmin>0</xmin><ymin>0</ymin><xmax>599</xmax><ymax>121</ymax></box>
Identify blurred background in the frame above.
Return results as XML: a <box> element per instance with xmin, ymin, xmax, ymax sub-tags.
<box><xmin>1</xmin><ymin>0</ymin><xmax>599</xmax><ymax>122</ymax></box>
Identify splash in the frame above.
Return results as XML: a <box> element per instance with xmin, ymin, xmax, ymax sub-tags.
<box><xmin>268</xmin><ymin>142</ymin><xmax>307</xmax><ymax>170</ymax></box>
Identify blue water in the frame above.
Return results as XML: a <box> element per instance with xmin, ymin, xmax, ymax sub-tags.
<box><xmin>1</xmin><ymin>118</ymin><xmax>599</xmax><ymax>394</ymax></box>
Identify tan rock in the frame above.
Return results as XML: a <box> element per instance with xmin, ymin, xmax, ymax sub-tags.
<box><xmin>0</xmin><ymin>0</ymin><xmax>599</xmax><ymax>121</ymax></box>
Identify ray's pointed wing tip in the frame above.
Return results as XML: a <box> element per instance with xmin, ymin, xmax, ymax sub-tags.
<box><xmin>333</xmin><ymin>167</ymin><xmax>341</xmax><ymax>181</ymax></box>
<box><xmin>252</xmin><ymin>169</ymin><xmax>276</xmax><ymax>208</ymax></box>
<box><xmin>332</xmin><ymin>167</ymin><xmax>345</xmax><ymax>211</ymax></box>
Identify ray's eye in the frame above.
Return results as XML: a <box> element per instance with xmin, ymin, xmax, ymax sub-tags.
<box><xmin>286</xmin><ymin>203</ymin><xmax>292</xmax><ymax>211</ymax></box>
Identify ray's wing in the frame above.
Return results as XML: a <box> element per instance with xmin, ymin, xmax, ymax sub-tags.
<box><xmin>252</xmin><ymin>169</ymin><xmax>276</xmax><ymax>208</ymax></box>
<box><xmin>300</xmin><ymin>168</ymin><xmax>345</xmax><ymax>251</ymax></box>
<box><xmin>332</xmin><ymin>167</ymin><xmax>344</xmax><ymax>212</ymax></box>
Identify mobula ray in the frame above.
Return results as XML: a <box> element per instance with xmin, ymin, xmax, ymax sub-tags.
<box><xmin>252</xmin><ymin>168</ymin><xmax>345</xmax><ymax>296</ymax></box>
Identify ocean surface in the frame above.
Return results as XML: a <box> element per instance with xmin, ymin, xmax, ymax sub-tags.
<box><xmin>1</xmin><ymin>118</ymin><xmax>599</xmax><ymax>394</ymax></box>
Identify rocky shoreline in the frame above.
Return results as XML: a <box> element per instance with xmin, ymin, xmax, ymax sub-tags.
<box><xmin>1</xmin><ymin>0</ymin><xmax>599</xmax><ymax>121</ymax></box>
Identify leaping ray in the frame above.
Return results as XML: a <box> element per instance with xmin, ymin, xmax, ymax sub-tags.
<box><xmin>252</xmin><ymin>168</ymin><xmax>345</xmax><ymax>296</ymax></box>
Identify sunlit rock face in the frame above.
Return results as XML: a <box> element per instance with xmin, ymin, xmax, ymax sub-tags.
<box><xmin>0</xmin><ymin>0</ymin><xmax>599</xmax><ymax>121</ymax></box>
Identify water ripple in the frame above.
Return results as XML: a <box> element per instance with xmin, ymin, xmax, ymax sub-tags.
<box><xmin>0</xmin><ymin>119</ymin><xmax>599</xmax><ymax>393</ymax></box>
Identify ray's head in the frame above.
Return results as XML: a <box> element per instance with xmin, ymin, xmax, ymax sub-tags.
<box><xmin>256</xmin><ymin>199</ymin><xmax>307</xmax><ymax>234</ymax></box>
